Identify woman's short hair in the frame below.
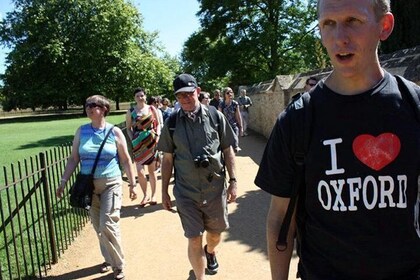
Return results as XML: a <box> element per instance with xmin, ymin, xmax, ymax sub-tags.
<box><xmin>198</xmin><ymin>92</ymin><xmax>210</xmax><ymax>102</ymax></box>
<box><xmin>86</xmin><ymin>95</ymin><xmax>111</xmax><ymax>116</ymax></box>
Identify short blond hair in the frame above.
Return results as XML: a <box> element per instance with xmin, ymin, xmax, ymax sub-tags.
<box><xmin>317</xmin><ymin>0</ymin><xmax>390</xmax><ymax>21</ymax></box>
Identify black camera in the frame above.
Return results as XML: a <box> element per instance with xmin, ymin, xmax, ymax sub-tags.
<box><xmin>194</xmin><ymin>155</ymin><xmax>210</xmax><ymax>168</ymax></box>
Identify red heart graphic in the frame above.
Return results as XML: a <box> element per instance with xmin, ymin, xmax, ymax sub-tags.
<box><xmin>352</xmin><ymin>133</ymin><xmax>401</xmax><ymax>171</ymax></box>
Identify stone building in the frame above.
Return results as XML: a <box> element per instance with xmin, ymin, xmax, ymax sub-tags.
<box><xmin>244</xmin><ymin>46</ymin><xmax>420</xmax><ymax>138</ymax></box>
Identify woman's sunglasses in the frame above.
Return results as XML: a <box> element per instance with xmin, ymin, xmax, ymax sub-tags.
<box><xmin>85</xmin><ymin>102</ymin><xmax>103</xmax><ymax>109</ymax></box>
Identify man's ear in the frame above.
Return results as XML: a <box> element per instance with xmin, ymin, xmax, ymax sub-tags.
<box><xmin>379</xmin><ymin>12</ymin><xmax>394</xmax><ymax>41</ymax></box>
<box><xmin>196</xmin><ymin>87</ymin><xmax>201</xmax><ymax>94</ymax></box>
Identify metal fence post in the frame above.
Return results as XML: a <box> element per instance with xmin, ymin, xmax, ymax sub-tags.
<box><xmin>39</xmin><ymin>152</ymin><xmax>58</xmax><ymax>264</ymax></box>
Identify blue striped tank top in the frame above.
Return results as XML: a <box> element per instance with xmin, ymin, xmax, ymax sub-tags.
<box><xmin>78</xmin><ymin>123</ymin><xmax>121</xmax><ymax>178</ymax></box>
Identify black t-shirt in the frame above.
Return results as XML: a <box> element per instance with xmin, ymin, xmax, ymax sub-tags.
<box><xmin>255</xmin><ymin>72</ymin><xmax>420</xmax><ymax>279</ymax></box>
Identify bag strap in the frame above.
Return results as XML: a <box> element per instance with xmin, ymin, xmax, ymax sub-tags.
<box><xmin>168</xmin><ymin>111</ymin><xmax>178</xmax><ymax>139</ymax></box>
<box><xmin>168</xmin><ymin>106</ymin><xmax>222</xmax><ymax>140</ymax></box>
<box><xmin>276</xmin><ymin>91</ymin><xmax>312</xmax><ymax>251</ymax></box>
<box><xmin>395</xmin><ymin>75</ymin><xmax>420</xmax><ymax>123</ymax></box>
<box><xmin>90</xmin><ymin>125</ymin><xmax>115</xmax><ymax>175</ymax></box>
<box><xmin>207</xmin><ymin>105</ymin><xmax>222</xmax><ymax>139</ymax></box>
<box><xmin>207</xmin><ymin>106</ymin><xmax>225</xmax><ymax>172</ymax></box>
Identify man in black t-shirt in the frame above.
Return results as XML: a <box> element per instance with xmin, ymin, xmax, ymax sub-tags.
<box><xmin>255</xmin><ymin>0</ymin><xmax>420</xmax><ymax>279</ymax></box>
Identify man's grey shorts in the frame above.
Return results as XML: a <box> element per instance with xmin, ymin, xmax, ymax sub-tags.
<box><xmin>175</xmin><ymin>189</ymin><xmax>229</xmax><ymax>238</ymax></box>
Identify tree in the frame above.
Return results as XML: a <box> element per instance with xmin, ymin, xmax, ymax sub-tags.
<box><xmin>0</xmin><ymin>0</ymin><xmax>179</xmax><ymax>111</ymax></box>
<box><xmin>380</xmin><ymin>0</ymin><xmax>420</xmax><ymax>54</ymax></box>
<box><xmin>181</xmin><ymin>0</ymin><xmax>325</xmax><ymax>88</ymax></box>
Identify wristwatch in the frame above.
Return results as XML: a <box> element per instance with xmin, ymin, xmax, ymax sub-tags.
<box><xmin>228</xmin><ymin>178</ymin><xmax>237</xmax><ymax>183</ymax></box>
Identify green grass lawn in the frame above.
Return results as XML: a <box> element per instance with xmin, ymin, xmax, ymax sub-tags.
<box><xmin>0</xmin><ymin>112</ymin><xmax>127</xmax><ymax>169</ymax></box>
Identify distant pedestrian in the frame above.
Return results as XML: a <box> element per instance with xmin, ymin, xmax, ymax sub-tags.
<box><xmin>199</xmin><ymin>91</ymin><xmax>210</xmax><ymax>106</ymax></box>
<box><xmin>304</xmin><ymin>76</ymin><xmax>318</xmax><ymax>92</ymax></box>
<box><xmin>160</xmin><ymin>97</ymin><xmax>173</xmax><ymax>122</ymax></box>
<box><xmin>209</xmin><ymin>89</ymin><xmax>222</xmax><ymax>109</ymax></box>
<box><xmin>237</xmin><ymin>89</ymin><xmax>252</xmax><ymax>136</ymax></box>
<box><xmin>219</xmin><ymin>87</ymin><xmax>242</xmax><ymax>152</ymax></box>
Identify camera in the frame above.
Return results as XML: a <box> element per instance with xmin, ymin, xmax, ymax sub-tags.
<box><xmin>194</xmin><ymin>155</ymin><xmax>210</xmax><ymax>168</ymax></box>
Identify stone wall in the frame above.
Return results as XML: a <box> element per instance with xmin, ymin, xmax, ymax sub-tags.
<box><xmin>244</xmin><ymin>46</ymin><xmax>420</xmax><ymax>139</ymax></box>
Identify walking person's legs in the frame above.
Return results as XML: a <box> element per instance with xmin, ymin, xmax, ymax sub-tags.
<box><xmin>188</xmin><ymin>236</ymin><xmax>206</xmax><ymax>280</ymax></box>
<box><xmin>205</xmin><ymin>232</ymin><xmax>221</xmax><ymax>255</ymax></box>
<box><xmin>91</xmin><ymin>177</ymin><xmax>125</xmax><ymax>279</ymax></box>
<box><xmin>136</xmin><ymin>163</ymin><xmax>150</xmax><ymax>206</ymax></box>
<box><xmin>90</xmin><ymin>190</ymin><xmax>112</xmax><ymax>271</ymax></box>
<box><xmin>241</xmin><ymin>111</ymin><xmax>249</xmax><ymax>135</ymax></box>
<box><xmin>146</xmin><ymin>162</ymin><xmax>157</xmax><ymax>204</ymax></box>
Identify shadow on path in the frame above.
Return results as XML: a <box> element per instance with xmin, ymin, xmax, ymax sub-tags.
<box><xmin>226</xmin><ymin>189</ymin><xmax>270</xmax><ymax>256</ymax></box>
<box><xmin>235</xmin><ymin>129</ymin><xmax>268</xmax><ymax>165</ymax></box>
<box><xmin>43</xmin><ymin>264</ymin><xmax>110</xmax><ymax>279</ymax></box>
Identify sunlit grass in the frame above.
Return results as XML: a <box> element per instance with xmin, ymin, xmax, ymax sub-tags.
<box><xmin>0</xmin><ymin>113</ymin><xmax>127</xmax><ymax>169</ymax></box>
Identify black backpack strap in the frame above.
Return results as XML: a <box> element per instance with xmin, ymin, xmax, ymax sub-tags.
<box><xmin>395</xmin><ymin>75</ymin><xmax>420</xmax><ymax>123</ymax></box>
<box><xmin>207</xmin><ymin>106</ymin><xmax>222</xmax><ymax>139</ymax></box>
<box><xmin>167</xmin><ymin>111</ymin><xmax>178</xmax><ymax>139</ymax></box>
<box><xmin>276</xmin><ymin>92</ymin><xmax>312</xmax><ymax>251</ymax></box>
<box><xmin>207</xmin><ymin>106</ymin><xmax>226</xmax><ymax>173</ymax></box>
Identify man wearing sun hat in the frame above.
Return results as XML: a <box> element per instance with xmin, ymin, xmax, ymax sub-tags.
<box><xmin>157</xmin><ymin>73</ymin><xmax>238</xmax><ymax>279</ymax></box>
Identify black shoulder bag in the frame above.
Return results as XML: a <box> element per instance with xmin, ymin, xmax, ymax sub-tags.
<box><xmin>69</xmin><ymin>126</ymin><xmax>114</xmax><ymax>210</ymax></box>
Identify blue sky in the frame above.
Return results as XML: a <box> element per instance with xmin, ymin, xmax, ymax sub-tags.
<box><xmin>0</xmin><ymin>0</ymin><xmax>201</xmax><ymax>74</ymax></box>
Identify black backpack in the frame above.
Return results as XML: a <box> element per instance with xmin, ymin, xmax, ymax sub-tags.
<box><xmin>276</xmin><ymin>74</ymin><xmax>420</xmax><ymax>251</ymax></box>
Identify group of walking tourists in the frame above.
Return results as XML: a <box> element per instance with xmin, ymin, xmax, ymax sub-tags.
<box><xmin>56</xmin><ymin>0</ymin><xmax>420</xmax><ymax>279</ymax></box>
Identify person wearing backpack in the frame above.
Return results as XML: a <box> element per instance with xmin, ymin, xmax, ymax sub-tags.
<box><xmin>255</xmin><ymin>0</ymin><xmax>420</xmax><ymax>279</ymax></box>
<box><xmin>157</xmin><ymin>73</ymin><xmax>238</xmax><ymax>280</ymax></box>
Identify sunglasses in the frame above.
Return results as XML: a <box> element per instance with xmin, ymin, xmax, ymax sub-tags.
<box><xmin>85</xmin><ymin>102</ymin><xmax>103</xmax><ymax>109</ymax></box>
<box><xmin>176</xmin><ymin>92</ymin><xmax>195</xmax><ymax>99</ymax></box>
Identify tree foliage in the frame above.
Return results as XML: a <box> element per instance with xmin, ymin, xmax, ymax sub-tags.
<box><xmin>0</xmin><ymin>0</ymin><xmax>179</xmax><ymax>111</ymax></box>
<box><xmin>380</xmin><ymin>0</ymin><xmax>420</xmax><ymax>54</ymax></box>
<box><xmin>181</xmin><ymin>0</ymin><xmax>325</xmax><ymax>89</ymax></box>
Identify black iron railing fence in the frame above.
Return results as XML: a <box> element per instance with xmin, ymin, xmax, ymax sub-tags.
<box><xmin>0</xmin><ymin>143</ymin><xmax>90</xmax><ymax>279</ymax></box>
<box><xmin>0</xmin><ymin>122</ymin><xmax>128</xmax><ymax>279</ymax></box>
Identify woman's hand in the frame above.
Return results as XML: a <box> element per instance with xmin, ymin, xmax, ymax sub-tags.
<box><xmin>129</xmin><ymin>184</ymin><xmax>138</xmax><ymax>201</ymax></box>
<box><xmin>56</xmin><ymin>184</ymin><xmax>65</xmax><ymax>198</ymax></box>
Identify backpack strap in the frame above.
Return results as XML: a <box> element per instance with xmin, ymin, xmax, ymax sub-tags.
<box><xmin>276</xmin><ymin>91</ymin><xmax>312</xmax><ymax>251</ymax></box>
<box><xmin>207</xmin><ymin>105</ymin><xmax>225</xmax><ymax>172</ymax></box>
<box><xmin>167</xmin><ymin>111</ymin><xmax>178</xmax><ymax>139</ymax></box>
<box><xmin>207</xmin><ymin>105</ymin><xmax>222</xmax><ymax>139</ymax></box>
<box><xmin>168</xmin><ymin>106</ymin><xmax>222</xmax><ymax>140</ymax></box>
<box><xmin>395</xmin><ymin>75</ymin><xmax>420</xmax><ymax>123</ymax></box>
